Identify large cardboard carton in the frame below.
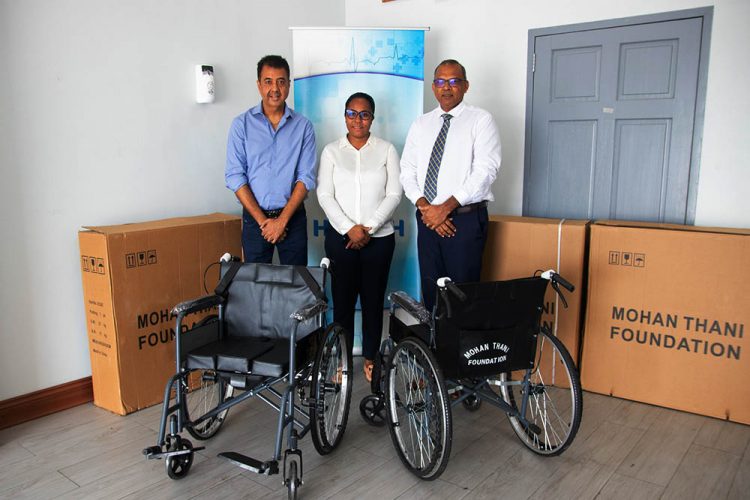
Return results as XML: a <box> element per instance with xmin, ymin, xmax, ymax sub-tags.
<box><xmin>581</xmin><ymin>221</ymin><xmax>750</xmax><ymax>423</ymax></box>
<box><xmin>79</xmin><ymin>213</ymin><xmax>241</xmax><ymax>415</ymax></box>
<box><xmin>481</xmin><ymin>215</ymin><xmax>589</xmax><ymax>365</ymax></box>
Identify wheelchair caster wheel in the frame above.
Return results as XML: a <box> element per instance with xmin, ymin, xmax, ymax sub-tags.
<box><xmin>165</xmin><ymin>437</ymin><xmax>194</xmax><ymax>479</ymax></box>
<box><xmin>286</xmin><ymin>460</ymin><xmax>300</xmax><ymax>500</ymax></box>
<box><xmin>462</xmin><ymin>394</ymin><xmax>482</xmax><ymax>412</ymax></box>
<box><xmin>359</xmin><ymin>394</ymin><xmax>386</xmax><ymax>427</ymax></box>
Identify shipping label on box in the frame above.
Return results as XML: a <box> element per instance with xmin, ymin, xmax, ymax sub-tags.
<box><xmin>79</xmin><ymin>213</ymin><xmax>241</xmax><ymax>415</ymax></box>
<box><xmin>581</xmin><ymin>221</ymin><xmax>750</xmax><ymax>423</ymax></box>
<box><xmin>481</xmin><ymin>215</ymin><xmax>589</xmax><ymax>367</ymax></box>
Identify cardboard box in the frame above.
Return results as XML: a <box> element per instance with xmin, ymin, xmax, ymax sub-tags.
<box><xmin>581</xmin><ymin>221</ymin><xmax>750</xmax><ymax>423</ymax></box>
<box><xmin>481</xmin><ymin>215</ymin><xmax>589</xmax><ymax>366</ymax></box>
<box><xmin>79</xmin><ymin>213</ymin><xmax>241</xmax><ymax>415</ymax></box>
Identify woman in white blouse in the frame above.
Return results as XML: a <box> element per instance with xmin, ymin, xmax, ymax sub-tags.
<box><xmin>317</xmin><ymin>92</ymin><xmax>402</xmax><ymax>382</ymax></box>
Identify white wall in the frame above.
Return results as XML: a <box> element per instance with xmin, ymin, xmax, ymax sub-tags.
<box><xmin>0</xmin><ymin>0</ymin><xmax>344</xmax><ymax>400</ymax></box>
<box><xmin>345</xmin><ymin>0</ymin><xmax>750</xmax><ymax>229</ymax></box>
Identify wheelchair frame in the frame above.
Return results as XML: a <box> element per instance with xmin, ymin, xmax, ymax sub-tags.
<box><xmin>143</xmin><ymin>259</ymin><xmax>352</xmax><ymax>499</ymax></box>
<box><xmin>360</xmin><ymin>270</ymin><xmax>583</xmax><ymax>480</ymax></box>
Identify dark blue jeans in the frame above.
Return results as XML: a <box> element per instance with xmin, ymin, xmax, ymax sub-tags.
<box><xmin>242</xmin><ymin>206</ymin><xmax>308</xmax><ymax>265</ymax></box>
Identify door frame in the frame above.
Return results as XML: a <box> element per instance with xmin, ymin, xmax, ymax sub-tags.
<box><xmin>523</xmin><ymin>7</ymin><xmax>713</xmax><ymax>224</ymax></box>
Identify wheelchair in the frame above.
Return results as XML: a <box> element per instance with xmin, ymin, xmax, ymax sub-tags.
<box><xmin>143</xmin><ymin>257</ymin><xmax>352</xmax><ymax>499</ymax></box>
<box><xmin>359</xmin><ymin>270</ymin><xmax>583</xmax><ymax>479</ymax></box>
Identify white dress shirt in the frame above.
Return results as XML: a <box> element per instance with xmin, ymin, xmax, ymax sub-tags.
<box><xmin>400</xmin><ymin>101</ymin><xmax>501</xmax><ymax>206</ymax></box>
<box><xmin>317</xmin><ymin>135</ymin><xmax>402</xmax><ymax>237</ymax></box>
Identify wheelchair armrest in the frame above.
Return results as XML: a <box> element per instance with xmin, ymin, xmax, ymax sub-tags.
<box><xmin>290</xmin><ymin>299</ymin><xmax>328</xmax><ymax>322</ymax></box>
<box><xmin>172</xmin><ymin>294</ymin><xmax>225</xmax><ymax>317</ymax></box>
<box><xmin>389</xmin><ymin>291</ymin><xmax>431</xmax><ymax>324</ymax></box>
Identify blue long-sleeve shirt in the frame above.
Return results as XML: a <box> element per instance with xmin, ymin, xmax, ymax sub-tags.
<box><xmin>225</xmin><ymin>103</ymin><xmax>317</xmax><ymax>210</ymax></box>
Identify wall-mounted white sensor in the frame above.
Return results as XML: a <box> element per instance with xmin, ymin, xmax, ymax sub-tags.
<box><xmin>195</xmin><ymin>65</ymin><xmax>215</xmax><ymax>103</ymax></box>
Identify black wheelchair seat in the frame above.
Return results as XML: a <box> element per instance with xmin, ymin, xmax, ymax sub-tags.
<box><xmin>185</xmin><ymin>337</ymin><xmax>271</xmax><ymax>371</ymax></box>
<box><xmin>185</xmin><ymin>337</ymin><xmax>307</xmax><ymax>378</ymax></box>
<box><xmin>179</xmin><ymin>263</ymin><xmax>325</xmax><ymax>379</ymax></box>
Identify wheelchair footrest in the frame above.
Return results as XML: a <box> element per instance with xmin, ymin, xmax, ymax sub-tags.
<box><xmin>143</xmin><ymin>444</ymin><xmax>205</xmax><ymax>460</ymax></box>
<box><xmin>219</xmin><ymin>451</ymin><xmax>279</xmax><ymax>475</ymax></box>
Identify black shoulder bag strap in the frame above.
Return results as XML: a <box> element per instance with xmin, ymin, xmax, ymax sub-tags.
<box><xmin>214</xmin><ymin>261</ymin><xmax>243</xmax><ymax>297</ymax></box>
<box><xmin>295</xmin><ymin>266</ymin><xmax>326</xmax><ymax>302</ymax></box>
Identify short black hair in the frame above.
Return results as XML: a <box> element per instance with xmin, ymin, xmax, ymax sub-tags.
<box><xmin>345</xmin><ymin>92</ymin><xmax>375</xmax><ymax>114</ymax></box>
<box><xmin>434</xmin><ymin>59</ymin><xmax>467</xmax><ymax>80</ymax></box>
<box><xmin>257</xmin><ymin>55</ymin><xmax>290</xmax><ymax>80</ymax></box>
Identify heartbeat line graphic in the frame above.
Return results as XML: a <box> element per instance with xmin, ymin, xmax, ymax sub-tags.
<box><xmin>317</xmin><ymin>36</ymin><xmax>423</xmax><ymax>75</ymax></box>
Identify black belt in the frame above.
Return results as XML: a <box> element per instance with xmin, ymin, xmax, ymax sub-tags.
<box><xmin>262</xmin><ymin>208</ymin><xmax>284</xmax><ymax>219</ymax></box>
<box><xmin>451</xmin><ymin>201</ymin><xmax>487</xmax><ymax>215</ymax></box>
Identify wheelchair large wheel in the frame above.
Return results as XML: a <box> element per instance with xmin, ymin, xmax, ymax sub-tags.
<box><xmin>184</xmin><ymin>316</ymin><xmax>234</xmax><ymax>441</ymax></box>
<box><xmin>385</xmin><ymin>337</ymin><xmax>452</xmax><ymax>480</ymax></box>
<box><xmin>498</xmin><ymin>327</ymin><xmax>582</xmax><ymax>456</ymax></box>
<box><xmin>311</xmin><ymin>323</ymin><xmax>353</xmax><ymax>455</ymax></box>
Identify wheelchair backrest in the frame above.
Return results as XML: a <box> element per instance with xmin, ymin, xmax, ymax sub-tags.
<box><xmin>222</xmin><ymin>263</ymin><xmax>325</xmax><ymax>340</ymax></box>
<box><xmin>435</xmin><ymin>277</ymin><xmax>548</xmax><ymax>378</ymax></box>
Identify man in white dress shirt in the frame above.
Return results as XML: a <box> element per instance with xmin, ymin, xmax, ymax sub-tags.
<box><xmin>400</xmin><ymin>59</ymin><xmax>502</xmax><ymax>310</ymax></box>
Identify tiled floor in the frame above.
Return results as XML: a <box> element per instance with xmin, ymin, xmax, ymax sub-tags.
<box><xmin>1</xmin><ymin>359</ymin><xmax>748</xmax><ymax>499</ymax></box>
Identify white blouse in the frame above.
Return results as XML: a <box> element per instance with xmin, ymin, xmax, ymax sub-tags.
<box><xmin>317</xmin><ymin>135</ymin><xmax>402</xmax><ymax>237</ymax></box>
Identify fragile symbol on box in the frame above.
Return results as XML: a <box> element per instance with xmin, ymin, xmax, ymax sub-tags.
<box><xmin>128</xmin><ymin>250</ymin><xmax>158</xmax><ymax>269</ymax></box>
<box><xmin>81</xmin><ymin>255</ymin><xmax>106</xmax><ymax>274</ymax></box>
<box><xmin>608</xmin><ymin>250</ymin><xmax>646</xmax><ymax>268</ymax></box>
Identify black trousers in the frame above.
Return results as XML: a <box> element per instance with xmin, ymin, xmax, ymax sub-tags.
<box><xmin>416</xmin><ymin>206</ymin><xmax>488</xmax><ymax>311</ymax></box>
<box><xmin>324</xmin><ymin>227</ymin><xmax>395</xmax><ymax>360</ymax></box>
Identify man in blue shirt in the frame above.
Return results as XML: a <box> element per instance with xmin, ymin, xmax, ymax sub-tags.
<box><xmin>225</xmin><ymin>55</ymin><xmax>317</xmax><ymax>265</ymax></box>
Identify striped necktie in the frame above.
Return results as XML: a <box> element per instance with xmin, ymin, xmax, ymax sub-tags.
<box><xmin>423</xmin><ymin>113</ymin><xmax>453</xmax><ymax>203</ymax></box>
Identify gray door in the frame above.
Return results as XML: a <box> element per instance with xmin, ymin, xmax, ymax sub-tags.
<box><xmin>524</xmin><ymin>13</ymin><xmax>708</xmax><ymax>223</ymax></box>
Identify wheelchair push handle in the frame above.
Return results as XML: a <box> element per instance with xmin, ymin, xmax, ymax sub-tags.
<box><xmin>220</xmin><ymin>252</ymin><xmax>241</xmax><ymax>263</ymax></box>
<box><xmin>437</xmin><ymin>277</ymin><xmax>468</xmax><ymax>302</ymax></box>
<box><xmin>541</xmin><ymin>270</ymin><xmax>574</xmax><ymax>292</ymax></box>
<box><xmin>541</xmin><ymin>270</ymin><xmax>574</xmax><ymax>308</ymax></box>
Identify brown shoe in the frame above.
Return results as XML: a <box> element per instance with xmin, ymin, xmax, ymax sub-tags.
<box><xmin>363</xmin><ymin>359</ymin><xmax>374</xmax><ymax>383</ymax></box>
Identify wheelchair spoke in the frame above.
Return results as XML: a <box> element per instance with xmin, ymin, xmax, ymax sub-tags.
<box><xmin>499</xmin><ymin>328</ymin><xmax>582</xmax><ymax>456</ymax></box>
<box><xmin>386</xmin><ymin>338</ymin><xmax>450</xmax><ymax>477</ymax></box>
<box><xmin>311</xmin><ymin>324</ymin><xmax>352</xmax><ymax>455</ymax></box>
<box><xmin>323</xmin><ymin>342</ymin><xmax>344</xmax><ymax>439</ymax></box>
<box><xmin>183</xmin><ymin>369</ymin><xmax>232</xmax><ymax>440</ymax></box>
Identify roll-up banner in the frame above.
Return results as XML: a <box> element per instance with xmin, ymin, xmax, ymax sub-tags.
<box><xmin>292</xmin><ymin>27</ymin><xmax>427</xmax><ymax>352</ymax></box>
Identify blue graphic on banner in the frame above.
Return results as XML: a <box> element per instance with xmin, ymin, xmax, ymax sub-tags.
<box><xmin>293</xmin><ymin>28</ymin><xmax>425</xmax><ymax>353</ymax></box>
